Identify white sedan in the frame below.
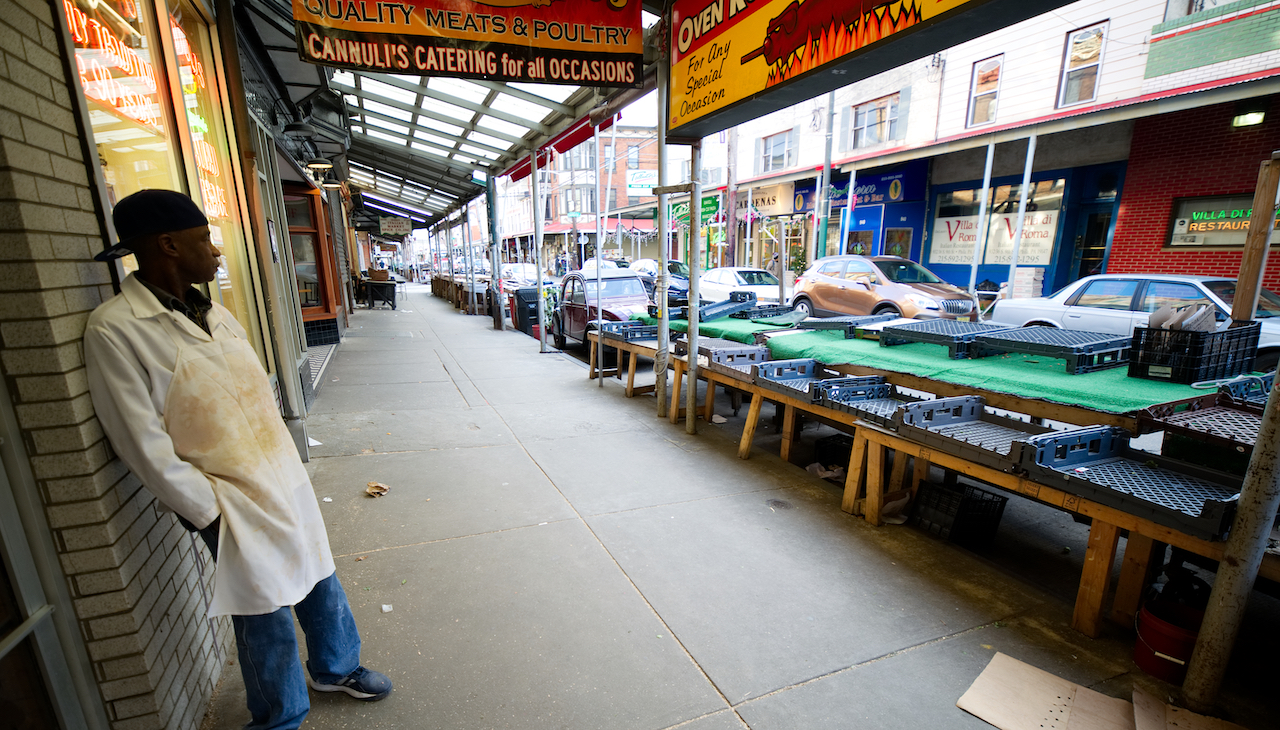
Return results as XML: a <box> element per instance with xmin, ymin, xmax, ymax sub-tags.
<box><xmin>986</xmin><ymin>273</ymin><xmax>1280</xmax><ymax>371</ymax></box>
<box><xmin>700</xmin><ymin>267</ymin><xmax>792</xmax><ymax>304</ymax></box>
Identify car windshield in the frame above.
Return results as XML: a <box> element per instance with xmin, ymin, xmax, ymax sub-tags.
<box><xmin>1203</xmin><ymin>281</ymin><xmax>1280</xmax><ymax>319</ymax></box>
<box><xmin>737</xmin><ymin>270</ymin><xmax>779</xmax><ymax>286</ymax></box>
<box><xmin>583</xmin><ymin>278</ymin><xmax>647</xmax><ymax>298</ymax></box>
<box><xmin>873</xmin><ymin>260</ymin><xmax>943</xmax><ymax>284</ymax></box>
<box><xmin>669</xmin><ymin>261</ymin><xmax>691</xmax><ymax>277</ymax></box>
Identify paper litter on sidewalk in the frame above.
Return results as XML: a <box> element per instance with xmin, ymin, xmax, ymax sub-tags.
<box><xmin>380</xmin><ymin>604</ymin><xmax>393</xmax><ymax>613</ymax></box>
<box><xmin>957</xmin><ymin>653</ymin><xmax>1246</xmax><ymax>730</ymax></box>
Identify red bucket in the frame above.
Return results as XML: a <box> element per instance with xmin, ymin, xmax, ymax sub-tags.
<box><xmin>1134</xmin><ymin>602</ymin><xmax>1203</xmax><ymax>684</ymax></box>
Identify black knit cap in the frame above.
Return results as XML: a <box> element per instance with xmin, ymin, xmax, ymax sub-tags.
<box><xmin>95</xmin><ymin>189</ymin><xmax>209</xmax><ymax>262</ymax></box>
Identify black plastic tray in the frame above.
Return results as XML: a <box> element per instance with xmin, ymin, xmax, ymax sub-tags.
<box><xmin>1015</xmin><ymin>426</ymin><xmax>1240</xmax><ymax>541</ymax></box>
<box><xmin>821</xmin><ymin>384</ymin><xmax>920</xmax><ymax>429</ymax></box>
<box><xmin>894</xmin><ymin>395</ymin><xmax>1055</xmax><ymax>471</ymax></box>
<box><xmin>879</xmin><ymin>319</ymin><xmax>1020</xmax><ymax>359</ymax></box>
<box><xmin>699</xmin><ymin>291</ymin><xmax>758</xmax><ymax>321</ymax></box>
<box><xmin>1143</xmin><ymin>400</ymin><xmax>1261</xmax><ymax>450</ymax></box>
<box><xmin>797</xmin><ymin>314</ymin><xmax>900</xmax><ymax>338</ymax></box>
<box><xmin>751</xmin><ymin>359</ymin><xmax>871</xmax><ymax>403</ymax></box>
<box><xmin>730</xmin><ymin>304</ymin><xmax>794</xmax><ymax>319</ymax></box>
<box><xmin>970</xmin><ymin>327</ymin><xmax>1130</xmax><ymax>374</ymax></box>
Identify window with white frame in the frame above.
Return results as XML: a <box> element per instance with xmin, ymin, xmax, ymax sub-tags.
<box><xmin>760</xmin><ymin>130</ymin><xmax>794</xmax><ymax>172</ymax></box>
<box><xmin>1058</xmin><ymin>23</ymin><xmax>1106</xmax><ymax>107</ymax></box>
<box><xmin>967</xmin><ymin>55</ymin><xmax>1003</xmax><ymax>127</ymax></box>
<box><xmin>627</xmin><ymin>145</ymin><xmax>639</xmax><ymax>169</ymax></box>
<box><xmin>562</xmin><ymin>186</ymin><xmax>596</xmax><ymax>215</ymax></box>
<box><xmin>851</xmin><ymin>94</ymin><xmax>899</xmax><ymax>148</ymax></box>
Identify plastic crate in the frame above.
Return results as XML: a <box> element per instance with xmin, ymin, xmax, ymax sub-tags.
<box><xmin>814</xmin><ymin>433</ymin><xmax>855</xmax><ymax>470</ymax></box>
<box><xmin>1128</xmin><ymin>321</ymin><xmax>1260</xmax><ymax>384</ymax></box>
<box><xmin>909</xmin><ymin>481</ymin><xmax>1007</xmax><ymax>549</ymax></box>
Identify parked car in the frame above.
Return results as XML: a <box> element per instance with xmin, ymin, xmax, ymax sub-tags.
<box><xmin>630</xmin><ymin>258</ymin><xmax>691</xmax><ymax>296</ymax></box>
<box><xmin>498</xmin><ymin>263</ymin><xmax>547</xmax><ymax>294</ymax></box>
<box><xmin>550</xmin><ymin>269</ymin><xmax>651</xmax><ymax>350</ymax></box>
<box><xmin>986</xmin><ymin>273</ymin><xmax>1280</xmax><ymax>371</ymax></box>
<box><xmin>700</xmin><ymin>267</ymin><xmax>792</xmax><ymax>304</ymax></box>
<box><xmin>581</xmin><ymin>257</ymin><xmax>618</xmax><ymax>271</ymax></box>
<box><xmin>791</xmin><ymin>255</ymin><xmax>977</xmax><ymax>320</ymax></box>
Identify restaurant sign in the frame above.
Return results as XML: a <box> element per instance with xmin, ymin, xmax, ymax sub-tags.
<box><xmin>928</xmin><ymin>211</ymin><xmax>1060</xmax><ymax>266</ymax></box>
<box><xmin>292</xmin><ymin>0</ymin><xmax>642</xmax><ymax>86</ymax></box>
<box><xmin>667</xmin><ymin>195</ymin><xmax>721</xmax><ymax>225</ymax></box>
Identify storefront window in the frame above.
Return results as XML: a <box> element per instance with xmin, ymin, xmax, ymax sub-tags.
<box><xmin>169</xmin><ymin>0</ymin><xmax>265</xmax><ymax>358</ymax></box>
<box><xmin>64</xmin><ymin>0</ymin><xmax>183</xmax><ymax>267</ymax></box>
<box><xmin>930</xmin><ymin>179</ymin><xmax>1066</xmax><ymax>266</ymax></box>
<box><xmin>285</xmin><ymin>194</ymin><xmax>324</xmax><ymax>308</ymax></box>
<box><xmin>1168</xmin><ymin>194</ymin><xmax>1280</xmax><ymax>248</ymax></box>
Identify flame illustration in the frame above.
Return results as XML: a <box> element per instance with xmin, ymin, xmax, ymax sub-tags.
<box><xmin>766</xmin><ymin>1</ymin><xmax>923</xmax><ymax>87</ymax></box>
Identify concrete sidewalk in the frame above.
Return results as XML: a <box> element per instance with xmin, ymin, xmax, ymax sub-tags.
<box><xmin>201</xmin><ymin>284</ymin><xmax>1275</xmax><ymax>730</ymax></box>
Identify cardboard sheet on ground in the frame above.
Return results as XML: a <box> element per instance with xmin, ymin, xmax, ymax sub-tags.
<box><xmin>958</xmin><ymin>654</ymin><xmax>1248</xmax><ymax>730</ymax></box>
<box><xmin>958</xmin><ymin>653</ymin><xmax>1134</xmax><ymax>730</ymax></box>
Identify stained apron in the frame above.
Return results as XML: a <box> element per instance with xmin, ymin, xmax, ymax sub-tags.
<box><xmin>161</xmin><ymin>317</ymin><xmax>334</xmax><ymax>616</ymax></box>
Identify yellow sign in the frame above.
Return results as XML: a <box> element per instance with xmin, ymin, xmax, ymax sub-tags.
<box><xmin>669</xmin><ymin>0</ymin><xmax>976</xmax><ymax>133</ymax></box>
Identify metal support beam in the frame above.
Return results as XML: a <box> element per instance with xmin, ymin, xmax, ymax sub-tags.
<box><xmin>969</xmin><ymin>141</ymin><xmax>996</xmax><ymax>294</ymax></box>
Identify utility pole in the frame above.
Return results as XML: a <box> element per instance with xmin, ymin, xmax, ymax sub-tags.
<box><xmin>1182</xmin><ymin>151</ymin><xmax>1280</xmax><ymax>713</ymax></box>
<box><xmin>725</xmin><ymin>127</ymin><xmax>737</xmax><ymax>266</ymax></box>
<box><xmin>816</xmin><ymin>91</ymin><xmax>836</xmax><ymax>257</ymax></box>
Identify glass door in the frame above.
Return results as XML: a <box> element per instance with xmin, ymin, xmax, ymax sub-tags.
<box><xmin>1071</xmin><ymin>206</ymin><xmax>1113</xmax><ymax>280</ymax></box>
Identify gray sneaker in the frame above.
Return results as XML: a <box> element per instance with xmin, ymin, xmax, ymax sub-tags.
<box><xmin>307</xmin><ymin>666</ymin><xmax>392</xmax><ymax>702</ymax></box>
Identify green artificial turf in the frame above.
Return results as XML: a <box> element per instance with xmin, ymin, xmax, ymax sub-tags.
<box><xmin>761</xmin><ymin>329</ymin><xmax>1203</xmax><ymax>414</ymax></box>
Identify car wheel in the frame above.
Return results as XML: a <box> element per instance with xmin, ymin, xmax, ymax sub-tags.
<box><xmin>873</xmin><ymin>304</ymin><xmax>901</xmax><ymax>318</ymax></box>
<box><xmin>1254</xmin><ymin>350</ymin><xmax>1279</xmax><ymax>374</ymax></box>
<box><xmin>793</xmin><ymin>297</ymin><xmax>813</xmax><ymax>317</ymax></box>
<box><xmin>553</xmin><ymin>318</ymin><xmax>567</xmax><ymax>349</ymax></box>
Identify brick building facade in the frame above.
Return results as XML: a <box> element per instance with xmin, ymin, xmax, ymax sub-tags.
<box><xmin>1</xmin><ymin>1</ymin><xmax>234</xmax><ymax>728</ymax></box>
<box><xmin>1108</xmin><ymin>95</ymin><xmax>1280</xmax><ymax>290</ymax></box>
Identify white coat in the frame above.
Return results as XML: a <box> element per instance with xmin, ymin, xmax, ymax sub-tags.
<box><xmin>85</xmin><ymin>273</ymin><xmax>334</xmax><ymax>616</ymax></box>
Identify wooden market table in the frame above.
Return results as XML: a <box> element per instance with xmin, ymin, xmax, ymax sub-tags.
<box><xmin>655</xmin><ymin>351</ymin><xmax>1280</xmax><ymax>639</ymax></box>
<box><xmin>586</xmin><ymin>331</ymin><xmax>658</xmax><ymax>398</ymax></box>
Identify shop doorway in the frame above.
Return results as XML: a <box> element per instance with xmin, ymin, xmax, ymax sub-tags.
<box><xmin>1070</xmin><ymin>206</ymin><xmax>1113</xmax><ymax>280</ymax></box>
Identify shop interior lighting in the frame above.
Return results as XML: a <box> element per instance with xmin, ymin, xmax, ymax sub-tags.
<box><xmin>1232</xmin><ymin>99</ymin><xmax>1267</xmax><ymax>127</ymax></box>
<box><xmin>306</xmin><ymin>156</ymin><xmax>333</xmax><ymax>170</ymax></box>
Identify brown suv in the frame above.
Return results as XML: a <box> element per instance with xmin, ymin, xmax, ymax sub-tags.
<box><xmin>792</xmin><ymin>255</ymin><xmax>976</xmax><ymax>320</ymax></box>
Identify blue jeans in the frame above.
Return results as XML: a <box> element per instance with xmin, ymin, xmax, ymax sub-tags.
<box><xmin>196</xmin><ymin>519</ymin><xmax>362</xmax><ymax>730</ymax></box>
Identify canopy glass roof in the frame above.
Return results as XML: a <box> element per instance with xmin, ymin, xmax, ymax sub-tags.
<box><xmin>237</xmin><ymin>0</ymin><xmax>659</xmax><ymax>230</ymax></box>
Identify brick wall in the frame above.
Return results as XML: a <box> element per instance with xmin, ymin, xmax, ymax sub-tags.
<box><xmin>1108</xmin><ymin>95</ymin><xmax>1280</xmax><ymax>290</ymax></box>
<box><xmin>1</xmin><ymin>0</ymin><xmax>227</xmax><ymax>728</ymax></box>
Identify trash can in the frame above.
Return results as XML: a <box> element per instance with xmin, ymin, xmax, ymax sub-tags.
<box><xmin>514</xmin><ymin>287</ymin><xmax>539</xmax><ymax>335</ymax></box>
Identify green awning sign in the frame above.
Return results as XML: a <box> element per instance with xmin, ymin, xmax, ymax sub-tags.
<box><xmin>664</xmin><ymin>195</ymin><xmax>720</xmax><ymax>225</ymax></box>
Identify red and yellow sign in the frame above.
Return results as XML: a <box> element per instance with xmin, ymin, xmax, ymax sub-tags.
<box><xmin>293</xmin><ymin>0</ymin><xmax>642</xmax><ymax>86</ymax></box>
<box><xmin>670</xmin><ymin>0</ymin><xmax>975</xmax><ymax>133</ymax></box>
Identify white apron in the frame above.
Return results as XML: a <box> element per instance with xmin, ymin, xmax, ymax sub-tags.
<box><xmin>161</xmin><ymin>318</ymin><xmax>334</xmax><ymax>616</ymax></box>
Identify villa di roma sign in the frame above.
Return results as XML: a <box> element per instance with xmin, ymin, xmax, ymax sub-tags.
<box><xmin>293</xmin><ymin>0</ymin><xmax>643</xmax><ymax>86</ymax></box>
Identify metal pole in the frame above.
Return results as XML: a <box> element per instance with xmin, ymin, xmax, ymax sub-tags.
<box><xmin>687</xmin><ymin>140</ymin><xmax>702</xmax><ymax>436</ymax></box>
<box><xmin>445</xmin><ymin>216</ymin><xmax>455</xmax><ymax>307</ymax></box>
<box><xmin>1183</xmin><ymin>151</ymin><xmax>1280</xmax><ymax>713</ymax></box>
<box><xmin>1006</xmin><ymin>134</ymin><xmax>1037</xmax><ymax>297</ymax></box>
<box><xmin>970</xmin><ymin>140</ymin><xmax>996</xmax><ymax>294</ymax></box>
<box><xmin>816</xmin><ymin>90</ymin><xmax>836</xmax><ymax>258</ymax></box>
<box><xmin>487</xmin><ymin>173</ymin><xmax>503</xmax><ymax>330</ymax></box>
<box><xmin>464</xmin><ymin>206</ymin><xmax>476</xmax><ymax>315</ymax></box>
<box><xmin>656</xmin><ymin>56</ymin><xmax>671</xmax><ymax>418</ymax></box>
<box><xmin>532</xmin><ymin>150</ymin><xmax>548</xmax><ymax>352</ymax></box>
<box><xmin>594</xmin><ymin>121</ymin><xmax>605</xmax><ymax>387</ymax></box>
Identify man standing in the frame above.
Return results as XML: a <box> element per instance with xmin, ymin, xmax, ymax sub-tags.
<box><xmin>84</xmin><ymin>190</ymin><xmax>391</xmax><ymax>730</ymax></box>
